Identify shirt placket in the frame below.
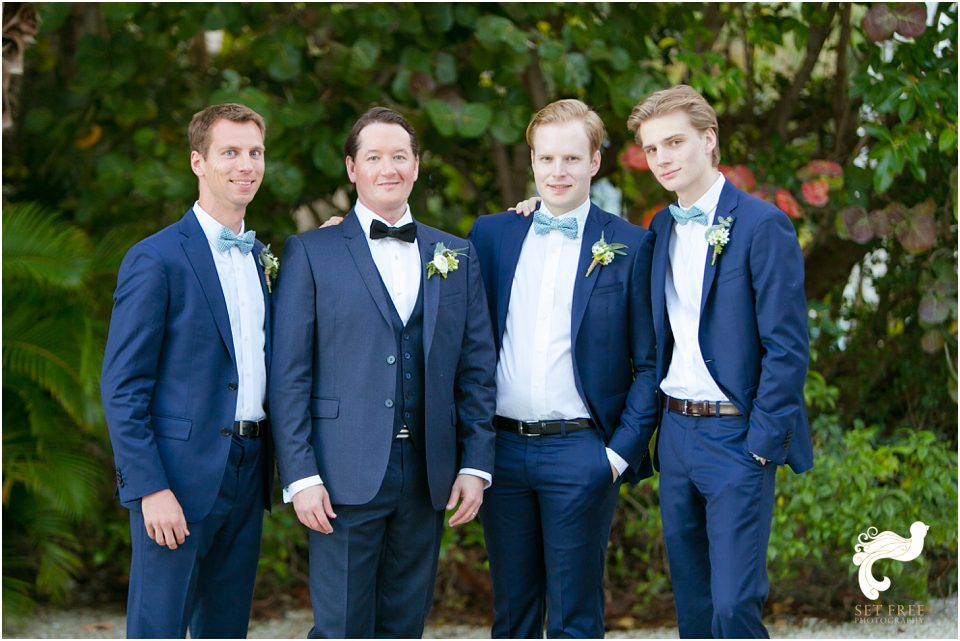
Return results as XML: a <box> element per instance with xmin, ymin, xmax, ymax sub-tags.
<box><xmin>532</xmin><ymin>233</ymin><xmax>563</xmax><ymax>417</ymax></box>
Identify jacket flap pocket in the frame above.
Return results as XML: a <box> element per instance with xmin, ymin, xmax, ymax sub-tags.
<box><xmin>310</xmin><ymin>397</ymin><xmax>340</xmax><ymax>419</ymax></box>
<box><xmin>153</xmin><ymin>415</ymin><xmax>192</xmax><ymax>441</ymax></box>
<box><xmin>594</xmin><ymin>282</ymin><xmax>625</xmax><ymax>295</ymax></box>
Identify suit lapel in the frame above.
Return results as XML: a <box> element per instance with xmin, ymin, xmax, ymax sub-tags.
<box><xmin>699</xmin><ymin>182</ymin><xmax>740</xmax><ymax>316</ymax></box>
<box><xmin>342</xmin><ymin>212</ymin><xmax>395</xmax><ymax>329</ymax></box>
<box><xmin>179</xmin><ymin>211</ymin><xmax>236</xmax><ymax>364</ymax></box>
<box><xmin>418</xmin><ymin>226</ymin><xmax>441</xmax><ymax>359</ymax></box>
<box><xmin>495</xmin><ymin>214</ymin><xmax>533</xmax><ymax>344</ymax></box>
<box><xmin>570</xmin><ymin>206</ymin><xmax>608</xmax><ymax>343</ymax></box>
<box><xmin>253</xmin><ymin>239</ymin><xmax>271</xmax><ymax>376</ymax></box>
<box><xmin>651</xmin><ymin>210</ymin><xmax>673</xmax><ymax>339</ymax></box>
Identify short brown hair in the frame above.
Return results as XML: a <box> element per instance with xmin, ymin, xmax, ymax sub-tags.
<box><xmin>627</xmin><ymin>85</ymin><xmax>720</xmax><ymax>166</ymax></box>
<box><xmin>189</xmin><ymin>103</ymin><xmax>265</xmax><ymax>158</ymax></box>
<box><xmin>344</xmin><ymin>107</ymin><xmax>420</xmax><ymax>160</ymax></box>
<box><xmin>526</xmin><ymin>99</ymin><xmax>606</xmax><ymax>155</ymax></box>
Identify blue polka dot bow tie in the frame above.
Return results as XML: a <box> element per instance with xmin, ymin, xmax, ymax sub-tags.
<box><xmin>532</xmin><ymin>210</ymin><xmax>579</xmax><ymax>239</ymax></box>
<box><xmin>668</xmin><ymin>203</ymin><xmax>708</xmax><ymax>226</ymax></box>
<box><xmin>217</xmin><ymin>227</ymin><xmax>256</xmax><ymax>254</ymax></box>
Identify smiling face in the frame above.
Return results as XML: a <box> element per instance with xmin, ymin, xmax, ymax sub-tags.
<box><xmin>530</xmin><ymin>120</ymin><xmax>601</xmax><ymax>216</ymax></box>
<box><xmin>191</xmin><ymin>119</ymin><xmax>264</xmax><ymax>218</ymax></box>
<box><xmin>638</xmin><ymin>110</ymin><xmax>718</xmax><ymax>206</ymax></box>
<box><xmin>345</xmin><ymin>122</ymin><xmax>420</xmax><ymax>224</ymax></box>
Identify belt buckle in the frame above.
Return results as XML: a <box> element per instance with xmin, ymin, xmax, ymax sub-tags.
<box><xmin>519</xmin><ymin>422</ymin><xmax>540</xmax><ymax>437</ymax></box>
<box><xmin>683</xmin><ymin>399</ymin><xmax>692</xmax><ymax>416</ymax></box>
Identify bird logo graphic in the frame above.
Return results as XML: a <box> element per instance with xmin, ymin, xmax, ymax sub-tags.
<box><xmin>852</xmin><ymin>521</ymin><xmax>930</xmax><ymax>600</ymax></box>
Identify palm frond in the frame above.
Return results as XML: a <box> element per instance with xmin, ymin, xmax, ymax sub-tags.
<box><xmin>2</xmin><ymin>202</ymin><xmax>92</xmax><ymax>289</ymax></box>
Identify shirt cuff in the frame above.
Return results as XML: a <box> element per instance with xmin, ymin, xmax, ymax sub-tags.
<box><xmin>606</xmin><ymin>448</ymin><xmax>629</xmax><ymax>477</ymax></box>
<box><xmin>282</xmin><ymin>475</ymin><xmax>323</xmax><ymax>503</ymax></box>
<box><xmin>458</xmin><ymin>468</ymin><xmax>492</xmax><ymax>489</ymax></box>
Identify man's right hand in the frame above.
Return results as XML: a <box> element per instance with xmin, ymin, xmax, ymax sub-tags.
<box><xmin>141</xmin><ymin>489</ymin><xmax>190</xmax><ymax>550</ymax></box>
<box><xmin>292</xmin><ymin>485</ymin><xmax>337</xmax><ymax>534</ymax></box>
<box><xmin>510</xmin><ymin>196</ymin><xmax>541</xmax><ymax>217</ymax></box>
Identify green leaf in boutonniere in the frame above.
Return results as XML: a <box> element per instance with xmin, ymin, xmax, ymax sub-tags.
<box><xmin>426</xmin><ymin>242</ymin><xmax>467</xmax><ymax>279</ymax></box>
<box><xmin>705</xmin><ymin>216</ymin><xmax>734</xmax><ymax>266</ymax></box>
<box><xmin>585</xmin><ymin>231</ymin><xmax>628</xmax><ymax>277</ymax></box>
<box><xmin>258</xmin><ymin>244</ymin><xmax>279</xmax><ymax>293</ymax></box>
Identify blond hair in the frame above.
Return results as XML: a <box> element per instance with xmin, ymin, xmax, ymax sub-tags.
<box><xmin>626</xmin><ymin>85</ymin><xmax>720</xmax><ymax>166</ymax></box>
<box><xmin>526</xmin><ymin>99</ymin><xmax>606</xmax><ymax>155</ymax></box>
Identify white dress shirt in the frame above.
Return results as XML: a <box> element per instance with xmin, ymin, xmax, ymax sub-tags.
<box><xmin>284</xmin><ymin>201</ymin><xmax>490</xmax><ymax>502</ymax></box>
<box><xmin>192</xmin><ymin>203</ymin><xmax>266</xmax><ymax>422</ymax></box>
<box><xmin>659</xmin><ymin>174</ymin><xmax>730</xmax><ymax>402</ymax></box>
<box><xmin>496</xmin><ymin>198</ymin><xmax>628</xmax><ymax>476</ymax></box>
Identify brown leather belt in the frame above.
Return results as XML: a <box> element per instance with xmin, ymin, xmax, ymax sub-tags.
<box><xmin>494</xmin><ymin>415</ymin><xmax>595</xmax><ymax>436</ymax></box>
<box><xmin>233</xmin><ymin>420</ymin><xmax>264</xmax><ymax>438</ymax></box>
<box><xmin>663</xmin><ymin>395</ymin><xmax>741</xmax><ymax>417</ymax></box>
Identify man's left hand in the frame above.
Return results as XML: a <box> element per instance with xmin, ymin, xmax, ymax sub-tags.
<box><xmin>446</xmin><ymin>474</ymin><xmax>485</xmax><ymax>527</ymax></box>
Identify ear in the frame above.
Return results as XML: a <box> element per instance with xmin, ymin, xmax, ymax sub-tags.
<box><xmin>345</xmin><ymin>156</ymin><xmax>357</xmax><ymax>184</ymax></box>
<box><xmin>703</xmin><ymin>128</ymin><xmax>718</xmax><ymax>157</ymax></box>
<box><xmin>190</xmin><ymin>150</ymin><xmax>204</xmax><ymax>177</ymax></box>
<box><xmin>589</xmin><ymin>149</ymin><xmax>601</xmax><ymax>177</ymax></box>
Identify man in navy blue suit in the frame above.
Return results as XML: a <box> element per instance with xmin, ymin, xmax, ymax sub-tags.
<box><xmin>269</xmin><ymin>107</ymin><xmax>497</xmax><ymax>638</ymax></box>
<box><xmin>469</xmin><ymin>99</ymin><xmax>659</xmax><ymax>638</ymax></box>
<box><xmin>101</xmin><ymin>103</ymin><xmax>273</xmax><ymax>638</ymax></box>
<box><xmin>627</xmin><ymin>85</ymin><xmax>813</xmax><ymax>638</ymax></box>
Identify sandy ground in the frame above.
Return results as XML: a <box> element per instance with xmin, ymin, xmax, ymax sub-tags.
<box><xmin>3</xmin><ymin>595</ymin><xmax>956</xmax><ymax>639</ymax></box>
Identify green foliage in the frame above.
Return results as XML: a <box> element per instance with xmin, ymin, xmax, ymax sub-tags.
<box><xmin>2</xmin><ymin>1</ymin><xmax>956</xmax><ymax>617</ymax></box>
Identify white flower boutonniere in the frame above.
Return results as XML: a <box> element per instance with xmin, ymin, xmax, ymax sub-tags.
<box><xmin>585</xmin><ymin>232</ymin><xmax>628</xmax><ymax>278</ymax></box>
<box><xmin>426</xmin><ymin>242</ymin><xmax>467</xmax><ymax>279</ymax></box>
<box><xmin>259</xmin><ymin>244</ymin><xmax>279</xmax><ymax>293</ymax></box>
<box><xmin>705</xmin><ymin>216</ymin><xmax>734</xmax><ymax>266</ymax></box>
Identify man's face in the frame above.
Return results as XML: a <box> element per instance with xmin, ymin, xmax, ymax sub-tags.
<box><xmin>638</xmin><ymin>110</ymin><xmax>717</xmax><ymax>205</ymax></box>
<box><xmin>530</xmin><ymin>120</ymin><xmax>601</xmax><ymax>216</ymax></box>
<box><xmin>345</xmin><ymin>122</ymin><xmax>420</xmax><ymax>222</ymax></box>
<box><xmin>191</xmin><ymin>119</ymin><xmax>265</xmax><ymax>215</ymax></box>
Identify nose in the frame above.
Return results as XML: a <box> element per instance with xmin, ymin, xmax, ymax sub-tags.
<box><xmin>237</xmin><ymin>153</ymin><xmax>254</xmax><ymax>172</ymax></box>
<box><xmin>550</xmin><ymin>158</ymin><xmax>566</xmax><ymax>176</ymax></box>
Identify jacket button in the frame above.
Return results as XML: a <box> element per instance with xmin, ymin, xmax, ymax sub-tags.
<box><xmin>385</xmin><ymin>399</ymin><xmax>394</xmax><ymax>408</ymax></box>
<box><xmin>221</xmin><ymin>427</ymin><xmax>231</xmax><ymax>436</ymax></box>
<box><xmin>228</xmin><ymin>383</ymin><xmax>237</xmax><ymax>390</ymax></box>
<box><xmin>386</xmin><ymin>355</ymin><xmax>396</xmax><ymax>364</ymax></box>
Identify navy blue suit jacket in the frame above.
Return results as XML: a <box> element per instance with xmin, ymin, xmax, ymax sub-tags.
<box><xmin>469</xmin><ymin>204</ymin><xmax>660</xmax><ymax>482</ymax></box>
<box><xmin>101</xmin><ymin>210</ymin><xmax>274</xmax><ymax>522</ymax></box>
<box><xmin>649</xmin><ymin>181</ymin><xmax>813</xmax><ymax>473</ymax></box>
<box><xmin>268</xmin><ymin>213</ymin><xmax>497</xmax><ymax>511</ymax></box>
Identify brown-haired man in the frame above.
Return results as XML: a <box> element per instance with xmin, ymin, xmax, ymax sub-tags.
<box><xmin>270</xmin><ymin>107</ymin><xmax>497</xmax><ymax>638</ymax></box>
<box><xmin>102</xmin><ymin>103</ymin><xmax>273</xmax><ymax>637</ymax></box>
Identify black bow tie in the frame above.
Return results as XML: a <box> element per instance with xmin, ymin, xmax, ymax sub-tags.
<box><xmin>369</xmin><ymin>219</ymin><xmax>417</xmax><ymax>243</ymax></box>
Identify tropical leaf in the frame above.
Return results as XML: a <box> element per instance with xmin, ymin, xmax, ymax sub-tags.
<box><xmin>2</xmin><ymin>202</ymin><xmax>92</xmax><ymax>289</ymax></box>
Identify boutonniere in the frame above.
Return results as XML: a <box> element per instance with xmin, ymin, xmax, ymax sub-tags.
<box><xmin>704</xmin><ymin>216</ymin><xmax>734</xmax><ymax>265</ymax></box>
<box><xmin>258</xmin><ymin>244</ymin><xmax>279</xmax><ymax>293</ymax></box>
<box><xmin>585</xmin><ymin>232</ymin><xmax>628</xmax><ymax>277</ymax></box>
<box><xmin>426</xmin><ymin>242</ymin><xmax>467</xmax><ymax>279</ymax></box>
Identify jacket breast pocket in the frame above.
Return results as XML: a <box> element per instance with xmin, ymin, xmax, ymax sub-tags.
<box><xmin>310</xmin><ymin>397</ymin><xmax>340</xmax><ymax>419</ymax></box>
<box><xmin>439</xmin><ymin>291</ymin><xmax>466</xmax><ymax>306</ymax></box>
<box><xmin>153</xmin><ymin>415</ymin><xmax>192</xmax><ymax>441</ymax></box>
<box><xmin>717</xmin><ymin>266</ymin><xmax>746</xmax><ymax>284</ymax></box>
<box><xmin>594</xmin><ymin>282</ymin><xmax>625</xmax><ymax>296</ymax></box>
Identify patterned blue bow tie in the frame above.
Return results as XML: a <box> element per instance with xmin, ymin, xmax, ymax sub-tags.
<box><xmin>532</xmin><ymin>210</ymin><xmax>579</xmax><ymax>239</ymax></box>
<box><xmin>669</xmin><ymin>203</ymin><xmax>708</xmax><ymax>226</ymax></box>
<box><xmin>217</xmin><ymin>227</ymin><xmax>256</xmax><ymax>254</ymax></box>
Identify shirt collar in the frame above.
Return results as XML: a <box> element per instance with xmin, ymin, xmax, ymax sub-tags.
<box><xmin>679</xmin><ymin>174</ymin><xmax>726</xmax><ymax>224</ymax></box>
<box><xmin>352</xmin><ymin>200</ymin><xmax>414</xmax><ymax>239</ymax></box>
<box><xmin>537</xmin><ymin>197</ymin><xmax>592</xmax><ymax>232</ymax></box>
<box><xmin>193</xmin><ymin>201</ymin><xmax>246</xmax><ymax>250</ymax></box>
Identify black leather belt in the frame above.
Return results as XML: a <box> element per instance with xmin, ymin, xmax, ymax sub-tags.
<box><xmin>494</xmin><ymin>415</ymin><xmax>595</xmax><ymax>436</ymax></box>
<box><xmin>663</xmin><ymin>396</ymin><xmax>741</xmax><ymax>417</ymax></box>
<box><xmin>233</xmin><ymin>420</ymin><xmax>264</xmax><ymax>438</ymax></box>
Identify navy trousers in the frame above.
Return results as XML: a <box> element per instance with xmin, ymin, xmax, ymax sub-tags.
<box><xmin>481</xmin><ymin>427</ymin><xmax>621</xmax><ymax>638</ymax></box>
<box><xmin>658</xmin><ymin>410</ymin><xmax>777</xmax><ymax>638</ymax></box>
<box><xmin>306</xmin><ymin>438</ymin><xmax>444</xmax><ymax>639</ymax></box>
<box><xmin>126</xmin><ymin>434</ymin><xmax>264</xmax><ymax>638</ymax></box>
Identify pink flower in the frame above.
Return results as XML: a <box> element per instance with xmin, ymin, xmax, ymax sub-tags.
<box><xmin>801</xmin><ymin>179</ymin><xmax>830</xmax><ymax>207</ymax></box>
<box><xmin>619</xmin><ymin>144</ymin><xmax>649</xmax><ymax>172</ymax></box>
<box><xmin>775</xmin><ymin>189</ymin><xmax>803</xmax><ymax>219</ymax></box>
<box><xmin>720</xmin><ymin>164</ymin><xmax>757</xmax><ymax>192</ymax></box>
